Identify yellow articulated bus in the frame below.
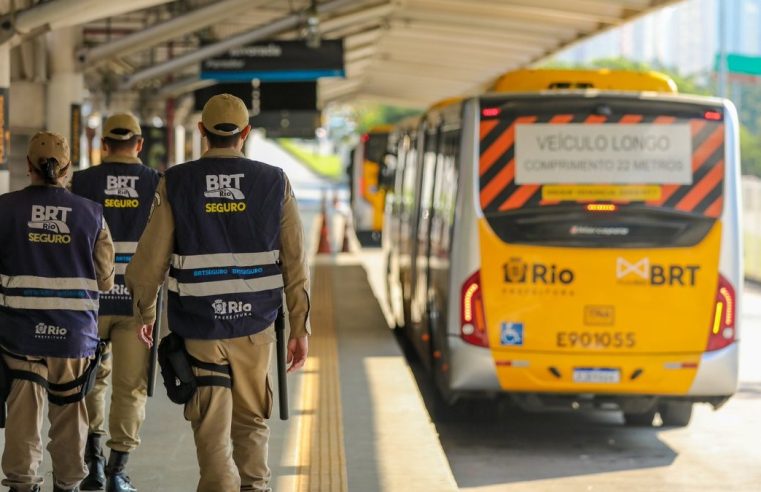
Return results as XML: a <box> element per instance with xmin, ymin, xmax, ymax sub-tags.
<box><xmin>350</xmin><ymin>125</ymin><xmax>392</xmax><ymax>246</ymax></box>
<box><xmin>383</xmin><ymin>69</ymin><xmax>742</xmax><ymax>426</ymax></box>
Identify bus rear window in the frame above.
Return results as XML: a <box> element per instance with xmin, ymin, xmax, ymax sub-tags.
<box><xmin>364</xmin><ymin>133</ymin><xmax>390</xmax><ymax>164</ymax></box>
<box><xmin>478</xmin><ymin>96</ymin><xmax>725</xmax><ymax>248</ymax></box>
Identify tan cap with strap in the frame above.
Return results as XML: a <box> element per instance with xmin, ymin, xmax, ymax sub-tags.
<box><xmin>28</xmin><ymin>131</ymin><xmax>70</xmax><ymax>167</ymax></box>
<box><xmin>103</xmin><ymin>113</ymin><xmax>142</xmax><ymax>140</ymax></box>
<box><xmin>201</xmin><ymin>93</ymin><xmax>250</xmax><ymax>136</ymax></box>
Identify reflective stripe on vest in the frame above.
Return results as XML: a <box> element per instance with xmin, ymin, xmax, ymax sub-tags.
<box><xmin>171</xmin><ymin>251</ymin><xmax>280</xmax><ymax>270</ymax></box>
<box><xmin>167</xmin><ymin>274</ymin><xmax>284</xmax><ymax>297</ymax></box>
<box><xmin>113</xmin><ymin>241</ymin><xmax>139</xmax><ymax>254</ymax></box>
<box><xmin>0</xmin><ymin>294</ymin><xmax>99</xmax><ymax>311</ymax></box>
<box><xmin>1</xmin><ymin>274</ymin><xmax>98</xmax><ymax>292</ymax></box>
<box><xmin>168</xmin><ymin>249</ymin><xmax>283</xmax><ymax>297</ymax></box>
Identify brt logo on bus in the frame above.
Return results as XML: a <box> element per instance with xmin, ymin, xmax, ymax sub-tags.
<box><xmin>616</xmin><ymin>257</ymin><xmax>700</xmax><ymax>286</ymax></box>
<box><xmin>503</xmin><ymin>257</ymin><xmax>574</xmax><ymax>285</ymax></box>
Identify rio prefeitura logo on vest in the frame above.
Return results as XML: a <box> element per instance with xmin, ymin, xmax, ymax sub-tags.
<box><xmin>28</xmin><ymin>205</ymin><xmax>72</xmax><ymax>244</ymax></box>
<box><xmin>105</xmin><ymin>175</ymin><xmax>140</xmax><ymax>208</ymax></box>
<box><xmin>204</xmin><ymin>174</ymin><xmax>247</xmax><ymax>213</ymax></box>
<box><xmin>212</xmin><ymin>299</ymin><xmax>253</xmax><ymax>320</ymax></box>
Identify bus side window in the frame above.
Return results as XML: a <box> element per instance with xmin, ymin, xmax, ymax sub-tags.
<box><xmin>433</xmin><ymin>129</ymin><xmax>460</xmax><ymax>259</ymax></box>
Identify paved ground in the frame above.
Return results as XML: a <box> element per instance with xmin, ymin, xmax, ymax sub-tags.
<box><xmin>421</xmin><ymin>283</ymin><xmax>761</xmax><ymax>492</ymax></box>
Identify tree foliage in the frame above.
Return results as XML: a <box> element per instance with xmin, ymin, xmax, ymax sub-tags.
<box><xmin>353</xmin><ymin>103</ymin><xmax>421</xmax><ymax>135</ymax></box>
<box><xmin>544</xmin><ymin>56</ymin><xmax>761</xmax><ymax>177</ymax></box>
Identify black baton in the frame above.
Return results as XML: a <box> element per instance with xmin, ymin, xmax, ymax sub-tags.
<box><xmin>275</xmin><ymin>306</ymin><xmax>289</xmax><ymax>420</ymax></box>
<box><xmin>147</xmin><ymin>288</ymin><xmax>163</xmax><ymax>398</ymax></box>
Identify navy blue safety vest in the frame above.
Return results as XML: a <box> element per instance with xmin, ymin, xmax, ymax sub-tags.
<box><xmin>72</xmin><ymin>161</ymin><xmax>160</xmax><ymax>316</ymax></box>
<box><xmin>0</xmin><ymin>186</ymin><xmax>104</xmax><ymax>358</ymax></box>
<box><xmin>165</xmin><ymin>157</ymin><xmax>285</xmax><ymax>340</ymax></box>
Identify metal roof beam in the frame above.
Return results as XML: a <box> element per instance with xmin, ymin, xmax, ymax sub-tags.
<box><xmin>384</xmin><ymin>28</ymin><xmax>549</xmax><ymax>57</ymax></box>
<box><xmin>396</xmin><ymin>7</ymin><xmax>579</xmax><ymax>39</ymax></box>
<box><xmin>410</xmin><ymin>0</ymin><xmax>618</xmax><ymax>26</ymax></box>
<box><xmin>79</xmin><ymin>0</ymin><xmax>265</xmax><ymax>65</ymax></box>
<box><xmin>119</xmin><ymin>0</ymin><xmax>358</xmax><ymax>89</ymax></box>
<box><xmin>386</xmin><ymin>19</ymin><xmax>563</xmax><ymax>48</ymax></box>
<box><xmin>0</xmin><ymin>0</ymin><xmax>173</xmax><ymax>45</ymax></box>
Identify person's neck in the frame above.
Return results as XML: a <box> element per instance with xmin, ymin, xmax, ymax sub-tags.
<box><xmin>30</xmin><ymin>178</ymin><xmax>61</xmax><ymax>187</ymax></box>
<box><xmin>106</xmin><ymin>152</ymin><xmax>139</xmax><ymax>159</ymax></box>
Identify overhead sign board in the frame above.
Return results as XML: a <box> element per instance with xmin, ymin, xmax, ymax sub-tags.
<box><xmin>194</xmin><ymin>82</ymin><xmax>317</xmax><ymax>113</ymax></box>
<box><xmin>249</xmin><ymin>111</ymin><xmax>320</xmax><ymax>139</ymax></box>
<box><xmin>0</xmin><ymin>88</ymin><xmax>8</xmax><ymax>166</ymax></box>
<box><xmin>200</xmin><ymin>40</ymin><xmax>344</xmax><ymax>82</ymax></box>
<box><xmin>70</xmin><ymin>104</ymin><xmax>82</xmax><ymax>167</ymax></box>
<box><xmin>714</xmin><ymin>53</ymin><xmax>761</xmax><ymax>77</ymax></box>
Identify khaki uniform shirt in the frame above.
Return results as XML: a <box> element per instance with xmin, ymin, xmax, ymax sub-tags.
<box><xmin>101</xmin><ymin>155</ymin><xmax>142</xmax><ymax>166</ymax></box>
<box><xmin>125</xmin><ymin>147</ymin><xmax>311</xmax><ymax>340</ymax></box>
<box><xmin>57</xmin><ymin>181</ymin><xmax>115</xmax><ymax>292</ymax></box>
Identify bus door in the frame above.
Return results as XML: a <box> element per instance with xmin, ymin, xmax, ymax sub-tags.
<box><xmin>409</xmin><ymin>124</ymin><xmax>442</xmax><ymax>361</ymax></box>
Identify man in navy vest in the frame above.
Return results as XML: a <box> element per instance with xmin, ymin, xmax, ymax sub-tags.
<box><xmin>0</xmin><ymin>132</ymin><xmax>115</xmax><ymax>492</ymax></box>
<box><xmin>125</xmin><ymin>94</ymin><xmax>310</xmax><ymax>492</ymax></box>
<box><xmin>71</xmin><ymin>113</ymin><xmax>160</xmax><ymax>492</ymax></box>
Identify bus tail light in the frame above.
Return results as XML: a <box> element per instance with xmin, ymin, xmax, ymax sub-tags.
<box><xmin>706</xmin><ymin>274</ymin><xmax>736</xmax><ymax>351</ymax></box>
<box><xmin>461</xmin><ymin>271</ymin><xmax>489</xmax><ymax>347</ymax></box>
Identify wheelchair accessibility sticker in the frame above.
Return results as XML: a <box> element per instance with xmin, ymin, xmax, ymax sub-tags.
<box><xmin>500</xmin><ymin>322</ymin><xmax>524</xmax><ymax>346</ymax></box>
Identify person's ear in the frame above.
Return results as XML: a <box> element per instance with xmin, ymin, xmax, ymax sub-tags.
<box><xmin>101</xmin><ymin>138</ymin><xmax>108</xmax><ymax>153</ymax></box>
<box><xmin>197</xmin><ymin>122</ymin><xmax>207</xmax><ymax>137</ymax></box>
<box><xmin>27</xmin><ymin>157</ymin><xmax>34</xmax><ymax>176</ymax></box>
<box><xmin>240</xmin><ymin>125</ymin><xmax>252</xmax><ymax>142</ymax></box>
<box><xmin>135</xmin><ymin>137</ymin><xmax>144</xmax><ymax>154</ymax></box>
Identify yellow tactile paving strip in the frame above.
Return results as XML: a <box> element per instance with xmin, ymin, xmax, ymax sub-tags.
<box><xmin>296</xmin><ymin>264</ymin><xmax>348</xmax><ymax>492</ymax></box>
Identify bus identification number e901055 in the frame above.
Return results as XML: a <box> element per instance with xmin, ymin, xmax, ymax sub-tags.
<box><xmin>556</xmin><ymin>331</ymin><xmax>636</xmax><ymax>349</ymax></box>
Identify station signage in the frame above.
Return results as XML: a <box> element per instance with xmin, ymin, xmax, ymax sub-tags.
<box><xmin>200</xmin><ymin>40</ymin><xmax>344</xmax><ymax>82</ymax></box>
<box><xmin>139</xmin><ymin>126</ymin><xmax>168</xmax><ymax>171</ymax></box>
<box><xmin>70</xmin><ymin>104</ymin><xmax>82</xmax><ymax>167</ymax></box>
<box><xmin>194</xmin><ymin>82</ymin><xmax>317</xmax><ymax>113</ymax></box>
<box><xmin>0</xmin><ymin>88</ymin><xmax>8</xmax><ymax>166</ymax></box>
<box><xmin>249</xmin><ymin>110</ymin><xmax>321</xmax><ymax>139</ymax></box>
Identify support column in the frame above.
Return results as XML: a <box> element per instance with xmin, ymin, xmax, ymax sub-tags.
<box><xmin>0</xmin><ymin>42</ymin><xmax>10</xmax><ymax>194</ymax></box>
<box><xmin>45</xmin><ymin>27</ymin><xmax>84</xmax><ymax>165</ymax></box>
<box><xmin>191</xmin><ymin>126</ymin><xmax>202</xmax><ymax>160</ymax></box>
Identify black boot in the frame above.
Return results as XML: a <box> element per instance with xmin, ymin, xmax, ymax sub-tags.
<box><xmin>81</xmin><ymin>433</ymin><xmax>106</xmax><ymax>490</ymax></box>
<box><xmin>105</xmin><ymin>451</ymin><xmax>137</xmax><ymax>492</ymax></box>
<box><xmin>53</xmin><ymin>484</ymin><xmax>80</xmax><ymax>491</ymax></box>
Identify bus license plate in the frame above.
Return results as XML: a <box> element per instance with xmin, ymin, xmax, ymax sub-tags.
<box><xmin>573</xmin><ymin>368</ymin><xmax>620</xmax><ymax>384</ymax></box>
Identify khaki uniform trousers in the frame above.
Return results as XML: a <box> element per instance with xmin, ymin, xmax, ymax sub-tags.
<box><xmin>184</xmin><ymin>334</ymin><xmax>274</xmax><ymax>492</ymax></box>
<box><xmin>85</xmin><ymin>315</ymin><xmax>150</xmax><ymax>452</ymax></box>
<box><xmin>1</xmin><ymin>354</ymin><xmax>89</xmax><ymax>492</ymax></box>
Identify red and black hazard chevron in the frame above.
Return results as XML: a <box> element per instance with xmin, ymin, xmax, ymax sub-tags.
<box><xmin>478</xmin><ymin>113</ymin><xmax>725</xmax><ymax>218</ymax></box>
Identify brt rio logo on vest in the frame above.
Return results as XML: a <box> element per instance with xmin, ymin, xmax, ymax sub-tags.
<box><xmin>204</xmin><ymin>174</ymin><xmax>247</xmax><ymax>213</ymax></box>
<box><xmin>27</xmin><ymin>205</ymin><xmax>72</xmax><ymax>244</ymax></box>
<box><xmin>104</xmin><ymin>175</ymin><xmax>140</xmax><ymax>208</ymax></box>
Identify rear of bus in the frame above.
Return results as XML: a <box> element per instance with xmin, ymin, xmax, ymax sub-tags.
<box><xmin>352</xmin><ymin>127</ymin><xmax>391</xmax><ymax>246</ymax></box>
<box><xmin>455</xmin><ymin>92</ymin><xmax>741</xmax><ymax>420</ymax></box>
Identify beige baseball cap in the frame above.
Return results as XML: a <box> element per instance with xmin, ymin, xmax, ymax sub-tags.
<box><xmin>27</xmin><ymin>131</ymin><xmax>70</xmax><ymax>167</ymax></box>
<box><xmin>103</xmin><ymin>113</ymin><xmax>142</xmax><ymax>140</ymax></box>
<box><xmin>201</xmin><ymin>93</ymin><xmax>250</xmax><ymax>136</ymax></box>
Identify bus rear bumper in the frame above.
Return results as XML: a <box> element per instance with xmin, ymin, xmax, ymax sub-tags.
<box><xmin>448</xmin><ymin>336</ymin><xmax>501</xmax><ymax>392</ymax></box>
<box><xmin>687</xmin><ymin>342</ymin><xmax>738</xmax><ymax>397</ymax></box>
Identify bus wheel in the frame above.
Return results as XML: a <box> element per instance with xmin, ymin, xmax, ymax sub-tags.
<box><xmin>659</xmin><ymin>401</ymin><xmax>693</xmax><ymax>427</ymax></box>
<box><xmin>623</xmin><ymin>408</ymin><xmax>657</xmax><ymax>427</ymax></box>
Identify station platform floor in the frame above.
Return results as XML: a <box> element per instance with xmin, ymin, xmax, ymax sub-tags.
<box><xmin>0</xmin><ymin>251</ymin><xmax>458</xmax><ymax>492</ymax></box>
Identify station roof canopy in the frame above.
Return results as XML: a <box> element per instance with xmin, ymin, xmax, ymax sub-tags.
<box><xmin>69</xmin><ymin>0</ymin><xmax>682</xmax><ymax>108</ymax></box>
